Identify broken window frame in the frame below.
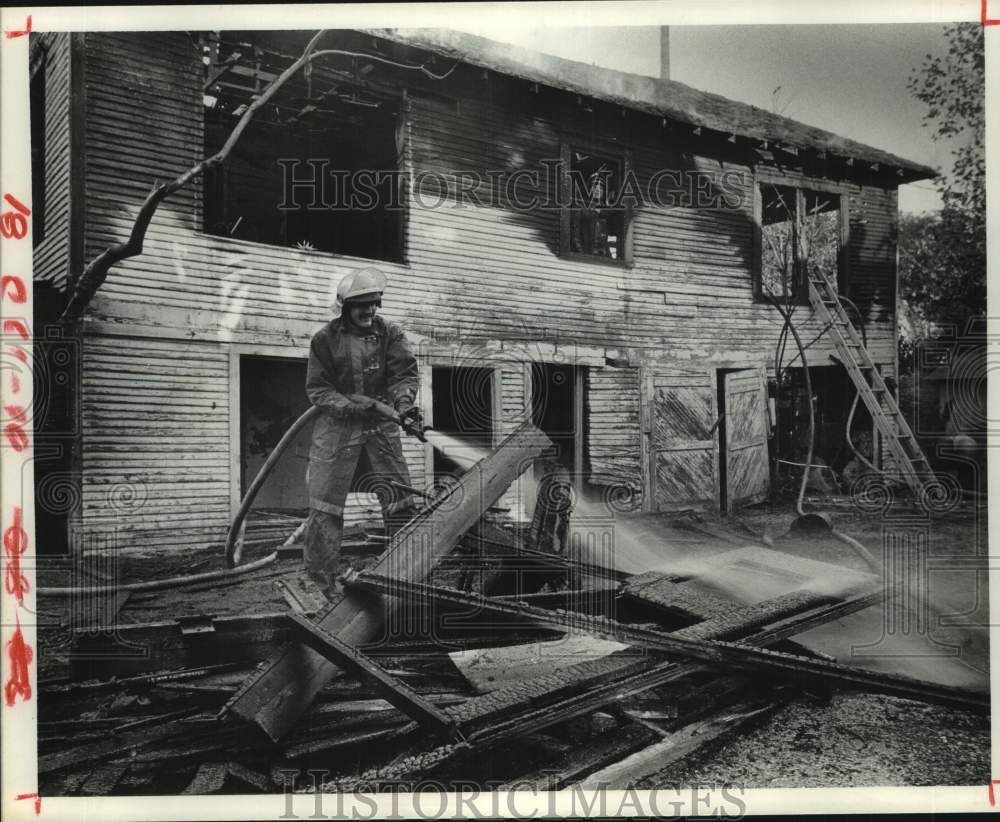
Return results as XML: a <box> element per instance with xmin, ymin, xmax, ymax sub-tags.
<box><xmin>558</xmin><ymin>141</ymin><xmax>634</xmax><ymax>267</ymax></box>
<box><xmin>199</xmin><ymin>31</ymin><xmax>407</xmax><ymax>263</ymax></box>
<box><xmin>752</xmin><ymin>174</ymin><xmax>849</xmax><ymax>306</ymax></box>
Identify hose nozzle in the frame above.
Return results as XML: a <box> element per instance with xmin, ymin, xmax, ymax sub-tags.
<box><xmin>400</xmin><ymin>416</ymin><xmax>429</xmax><ymax>443</ymax></box>
<box><xmin>362</xmin><ymin>397</ymin><xmax>428</xmax><ymax>442</ymax></box>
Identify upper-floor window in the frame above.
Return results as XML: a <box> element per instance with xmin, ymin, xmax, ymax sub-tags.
<box><xmin>202</xmin><ymin>32</ymin><xmax>404</xmax><ymax>262</ymax></box>
<box><xmin>561</xmin><ymin>145</ymin><xmax>632</xmax><ymax>265</ymax></box>
<box><xmin>30</xmin><ymin>51</ymin><xmax>46</xmax><ymax>248</ymax></box>
<box><xmin>755</xmin><ymin>180</ymin><xmax>842</xmax><ymax>304</ymax></box>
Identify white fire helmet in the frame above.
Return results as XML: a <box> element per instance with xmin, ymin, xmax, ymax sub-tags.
<box><xmin>332</xmin><ymin>267</ymin><xmax>387</xmax><ymax>319</ymax></box>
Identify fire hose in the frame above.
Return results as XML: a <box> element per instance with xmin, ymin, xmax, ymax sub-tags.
<box><xmin>39</xmin><ymin>397</ymin><xmax>427</xmax><ymax>595</ymax></box>
<box><xmin>225</xmin><ymin>396</ymin><xmax>427</xmax><ymax>567</ymax></box>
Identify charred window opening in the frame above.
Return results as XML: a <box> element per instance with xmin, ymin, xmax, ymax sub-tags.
<box><xmin>760</xmin><ymin>183</ymin><xmax>798</xmax><ymax>302</ymax></box>
<box><xmin>203</xmin><ymin>32</ymin><xmax>404</xmax><ymax>262</ymax></box>
<box><xmin>30</xmin><ymin>50</ymin><xmax>46</xmax><ymax>247</ymax></box>
<box><xmin>240</xmin><ymin>356</ymin><xmax>311</xmax><ymax>514</ymax></box>
<box><xmin>563</xmin><ymin>147</ymin><xmax>629</xmax><ymax>263</ymax></box>
<box><xmin>431</xmin><ymin>367</ymin><xmax>494</xmax><ymax>480</ymax></box>
<box><xmin>757</xmin><ymin>183</ymin><xmax>841</xmax><ymax>304</ymax></box>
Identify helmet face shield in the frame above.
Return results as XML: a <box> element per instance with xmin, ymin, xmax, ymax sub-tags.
<box><xmin>345</xmin><ymin>292</ymin><xmax>383</xmax><ymax>309</ymax></box>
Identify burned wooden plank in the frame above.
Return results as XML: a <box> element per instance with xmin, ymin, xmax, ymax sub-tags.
<box><xmin>347</xmin><ymin>572</ymin><xmax>988</xmax><ymax>713</ymax></box>
<box><xmin>448</xmin><ymin>634</ymin><xmax>630</xmax><ymax>693</ymax></box>
<box><xmin>276</xmin><ymin>574</ymin><xmax>328</xmax><ymax>614</ymax></box>
<box><xmin>491</xmin><ymin>585</ymin><xmax>622</xmax><ymax>614</ymax></box>
<box><xmin>498</xmin><ymin>725</ymin><xmax>661</xmax><ymax>790</ymax></box>
<box><xmin>182</xmin><ymin>761</ymin><xmax>229</xmax><ymax>795</ymax></box>
<box><xmin>315</xmin><ymin>584</ymin><xmax>891</xmax><ymax>790</ymax></box>
<box><xmin>670</xmin><ymin>589</ymin><xmax>836</xmax><ymax>640</ymax></box>
<box><xmin>579</xmin><ymin>695</ymin><xmax>788</xmax><ymax>787</ymax></box>
<box><xmin>41</xmin><ymin>662</ymin><xmax>254</xmax><ymax>695</ymax></box>
<box><xmin>286</xmin><ymin>609</ymin><xmax>459</xmax><ymax>739</ymax></box>
<box><xmin>224</xmin><ymin>422</ymin><xmax>552</xmax><ymax>741</ymax></box>
<box><xmin>283</xmin><ymin>724</ymin><xmax>414</xmax><ymax>760</ymax></box>
<box><xmin>38</xmin><ymin>721</ymin><xmax>198</xmax><ymax>774</ymax></box>
<box><xmin>623</xmin><ymin>572</ymin><xmax>737</xmax><ymax>621</ymax></box>
<box><xmin>468</xmin><ymin>588</ymin><xmax>891</xmax><ymax>750</ymax></box>
<box><xmin>182</xmin><ymin>760</ymin><xmax>271</xmax><ymax>795</ymax></box>
<box><xmin>70</xmin><ymin>610</ymin><xmax>315</xmax><ymax>679</ymax></box>
<box><xmin>79</xmin><ymin>761</ymin><xmax>130</xmax><ymax>796</ymax></box>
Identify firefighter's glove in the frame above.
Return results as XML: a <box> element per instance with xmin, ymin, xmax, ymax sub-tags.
<box><xmin>397</xmin><ymin>404</ymin><xmax>426</xmax><ymax>441</ymax></box>
<box><xmin>342</xmin><ymin>399</ymin><xmax>376</xmax><ymax>421</ymax></box>
<box><xmin>398</xmin><ymin>404</ymin><xmax>421</xmax><ymax>426</ymax></box>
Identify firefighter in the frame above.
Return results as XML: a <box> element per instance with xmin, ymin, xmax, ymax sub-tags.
<box><xmin>304</xmin><ymin>267</ymin><xmax>422</xmax><ymax>597</ymax></box>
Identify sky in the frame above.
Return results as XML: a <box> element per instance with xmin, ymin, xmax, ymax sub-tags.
<box><xmin>450</xmin><ymin>22</ymin><xmax>971</xmax><ymax>213</ymax></box>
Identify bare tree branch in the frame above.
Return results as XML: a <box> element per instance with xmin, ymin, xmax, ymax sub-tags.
<box><xmin>59</xmin><ymin>29</ymin><xmax>331</xmax><ymax>323</ymax></box>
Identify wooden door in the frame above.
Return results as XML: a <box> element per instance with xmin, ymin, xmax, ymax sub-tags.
<box><xmin>644</xmin><ymin>373</ymin><xmax>717</xmax><ymax>510</ymax></box>
<box><xmin>723</xmin><ymin>369</ymin><xmax>770</xmax><ymax>511</ymax></box>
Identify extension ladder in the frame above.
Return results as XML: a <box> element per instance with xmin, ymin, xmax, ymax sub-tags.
<box><xmin>807</xmin><ymin>269</ymin><xmax>935</xmax><ymax>498</ymax></box>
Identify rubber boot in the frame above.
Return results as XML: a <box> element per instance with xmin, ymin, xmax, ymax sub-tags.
<box><xmin>303</xmin><ymin>509</ymin><xmax>345</xmax><ymax>600</ymax></box>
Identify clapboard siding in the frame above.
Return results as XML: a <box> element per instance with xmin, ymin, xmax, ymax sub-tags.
<box><xmin>81</xmin><ymin>336</ymin><xmax>231</xmax><ymax>553</ymax></box>
<box><xmin>71</xmin><ymin>32</ymin><xmax>905</xmax><ymax>550</ymax></box>
<box><xmin>80</xmin><ymin>44</ymin><xmax>897</xmax><ymax>361</ymax></box>
<box><xmin>32</xmin><ymin>33</ymin><xmax>73</xmax><ymax>289</ymax></box>
<box><xmin>848</xmin><ymin>186</ymin><xmax>898</xmax><ymax>322</ymax></box>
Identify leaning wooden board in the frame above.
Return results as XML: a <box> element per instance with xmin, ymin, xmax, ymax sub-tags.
<box><xmin>224</xmin><ymin>421</ymin><xmax>552</xmax><ymax>740</ymax></box>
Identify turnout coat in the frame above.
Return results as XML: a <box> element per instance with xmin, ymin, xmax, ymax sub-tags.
<box><xmin>305</xmin><ymin>315</ymin><xmax>419</xmax><ymax>517</ymax></box>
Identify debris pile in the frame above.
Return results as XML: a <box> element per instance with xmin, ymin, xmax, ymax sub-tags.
<box><xmin>37</xmin><ymin>425</ymin><xmax>988</xmax><ymax>795</ymax></box>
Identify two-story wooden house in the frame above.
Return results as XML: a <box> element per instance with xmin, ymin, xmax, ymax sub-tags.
<box><xmin>30</xmin><ymin>28</ymin><xmax>935</xmax><ymax>557</ymax></box>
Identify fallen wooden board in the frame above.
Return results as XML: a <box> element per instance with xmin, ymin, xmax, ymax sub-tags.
<box><xmin>497</xmin><ymin>725</ymin><xmax>661</xmax><ymax>790</ymax></box>
<box><xmin>69</xmin><ymin>610</ymin><xmax>316</xmax><ymax>679</ymax></box>
<box><xmin>349</xmin><ymin>573</ymin><xmax>987</xmax><ymax>714</ymax></box>
<box><xmin>448</xmin><ymin>634</ymin><xmax>631</xmax><ymax>693</ymax></box>
<box><xmin>287</xmin><ymin>609</ymin><xmax>458</xmax><ymax>738</ymax></box>
<box><xmin>224</xmin><ymin>422</ymin><xmax>552</xmax><ymax>741</ymax></box>
<box><xmin>622</xmin><ymin>546</ymin><xmax>879</xmax><ymax>624</ymax></box>
<box><xmin>316</xmin><ymin>585</ymin><xmax>889</xmax><ymax>791</ymax></box>
<box><xmin>579</xmin><ymin>695</ymin><xmax>787</xmax><ymax>787</ymax></box>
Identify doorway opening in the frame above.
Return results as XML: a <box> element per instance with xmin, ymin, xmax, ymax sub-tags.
<box><xmin>240</xmin><ymin>356</ymin><xmax>311</xmax><ymax>514</ymax></box>
<box><xmin>431</xmin><ymin>366</ymin><xmax>495</xmax><ymax>479</ymax></box>
<box><xmin>775</xmin><ymin>364</ymin><xmax>874</xmax><ymax>487</ymax></box>
<box><xmin>531</xmin><ymin>363</ymin><xmax>583</xmax><ymax>476</ymax></box>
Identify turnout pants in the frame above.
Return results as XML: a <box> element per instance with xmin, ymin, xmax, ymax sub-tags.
<box><xmin>304</xmin><ymin>419</ymin><xmax>417</xmax><ymax>596</ymax></box>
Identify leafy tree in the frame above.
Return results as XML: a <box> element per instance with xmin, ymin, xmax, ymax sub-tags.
<box><xmin>899</xmin><ymin>22</ymin><xmax>985</xmax><ymax>347</ymax></box>
<box><xmin>907</xmin><ymin>22</ymin><xmax>985</xmax><ymax>218</ymax></box>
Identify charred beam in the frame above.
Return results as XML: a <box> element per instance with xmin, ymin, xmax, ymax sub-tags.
<box><xmin>286</xmin><ymin>610</ymin><xmax>459</xmax><ymax>740</ymax></box>
<box><xmin>224</xmin><ymin>421</ymin><xmax>552</xmax><ymax>741</ymax></box>
<box><xmin>345</xmin><ymin>573</ymin><xmax>987</xmax><ymax>714</ymax></box>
